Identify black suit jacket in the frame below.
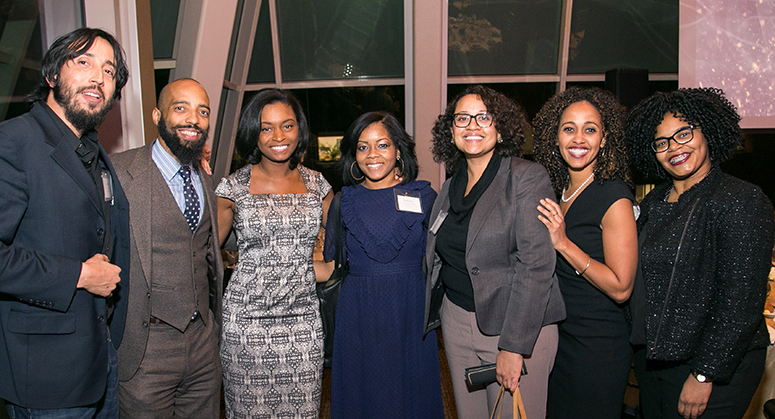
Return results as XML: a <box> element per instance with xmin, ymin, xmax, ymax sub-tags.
<box><xmin>0</xmin><ymin>102</ymin><xmax>130</xmax><ymax>408</ymax></box>
<box><xmin>424</xmin><ymin>155</ymin><xmax>565</xmax><ymax>355</ymax></box>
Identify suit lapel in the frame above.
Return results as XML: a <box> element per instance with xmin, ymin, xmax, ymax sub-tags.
<box><xmin>425</xmin><ymin>181</ymin><xmax>451</xmax><ymax>275</ymax></box>
<box><xmin>196</xmin><ymin>168</ymin><xmax>224</xmax><ymax>322</ymax></box>
<box><xmin>32</xmin><ymin>104</ymin><xmax>104</xmax><ymax>216</ymax></box>
<box><xmin>466</xmin><ymin>155</ymin><xmax>510</xmax><ymax>253</ymax></box>
<box><xmin>197</xmin><ymin>168</ymin><xmax>221</xmax><ymax>273</ymax></box>
<box><xmin>197</xmin><ymin>169</ymin><xmax>217</xmax><ymax>231</ymax></box>
<box><xmin>125</xmin><ymin>145</ymin><xmax>155</xmax><ymax>288</ymax></box>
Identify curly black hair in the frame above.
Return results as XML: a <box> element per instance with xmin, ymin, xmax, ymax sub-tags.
<box><xmin>235</xmin><ymin>88</ymin><xmax>309</xmax><ymax>170</ymax></box>
<box><xmin>338</xmin><ymin>111</ymin><xmax>419</xmax><ymax>186</ymax></box>
<box><xmin>533</xmin><ymin>86</ymin><xmax>631</xmax><ymax>196</ymax></box>
<box><xmin>625</xmin><ymin>87</ymin><xmax>742</xmax><ymax>182</ymax></box>
<box><xmin>431</xmin><ymin>85</ymin><xmax>529</xmax><ymax>172</ymax></box>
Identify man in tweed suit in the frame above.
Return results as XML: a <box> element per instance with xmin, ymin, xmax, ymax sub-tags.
<box><xmin>111</xmin><ymin>78</ymin><xmax>223</xmax><ymax>418</ymax></box>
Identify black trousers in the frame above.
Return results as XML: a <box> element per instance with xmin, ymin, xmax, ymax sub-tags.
<box><xmin>633</xmin><ymin>346</ymin><xmax>765</xmax><ymax>419</ymax></box>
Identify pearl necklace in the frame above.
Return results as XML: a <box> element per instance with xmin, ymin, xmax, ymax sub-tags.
<box><xmin>561</xmin><ymin>173</ymin><xmax>594</xmax><ymax>203</ymax></box>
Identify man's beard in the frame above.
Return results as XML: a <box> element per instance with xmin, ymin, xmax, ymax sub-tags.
<box><xmin>157</xmin><ymin>116</ymin><xmax>208</xmax><ymax>166</ymax></box>
<box><xmin>53</xmin><ymin>82</ymin><xmax>114</xmax><ymax>134</ymax></box>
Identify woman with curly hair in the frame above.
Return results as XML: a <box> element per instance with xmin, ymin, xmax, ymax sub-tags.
<box><xmin>626</xmin><ymin>87</ymin><xmax>775</xmax><ymax>419</ymax></box>
<box><xmin>533</xmin><ymin>87</ymin><xmax>638</xmax><ymax>419</ymax></box>
<box><xmin>423</xmin><ymin>85</ymin><xmax>565</xmax><ymax>418</ymax></box>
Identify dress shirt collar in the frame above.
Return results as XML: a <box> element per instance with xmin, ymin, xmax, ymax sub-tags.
<box><xmin>152</xmin><ymin>138</ymin><xmax>195</xmax><ymax>182</ymax></box>
<box><xmin>38</xmin><ymin>100</ymin><xmax>100</xmax><ymax>153</ymax></box>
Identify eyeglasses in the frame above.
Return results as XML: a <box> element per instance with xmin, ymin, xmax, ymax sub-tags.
<box><xmin>651</xmin><ymin>125</ymin><xmax>695</xmax><ymax>153</ymax></box>
<box><xmin>453</xmin><ymin>112</ymin><xmax>494</xmax><ymax>128</ymax></box>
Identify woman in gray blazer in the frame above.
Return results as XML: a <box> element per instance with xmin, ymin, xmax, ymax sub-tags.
<box><xmin>423</xmin><ymin>85</ymin><xmax>566</xmax><ymax>419</ymax></box>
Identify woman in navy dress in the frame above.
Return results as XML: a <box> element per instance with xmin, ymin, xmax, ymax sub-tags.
<box><xmin>322</xmin><ymin>111</ymin><xmax>444</xmax><ymax>419</ymax></box>
<box><xmin>534</xmin><ymin>87</ymin><xmax>638</xmax><ymax>419</ymax></box>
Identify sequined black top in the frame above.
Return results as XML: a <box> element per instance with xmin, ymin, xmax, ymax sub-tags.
<box><xmin>636</xmin><ymin>166</ymin><xmax>775</xmax><ymax>382</ymax></box>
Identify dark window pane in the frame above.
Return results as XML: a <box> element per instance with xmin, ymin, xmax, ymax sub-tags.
<box><xmin>150</xmin><ymin>0</ymin><xmax>180</xmax><ymax>60</ymax></box>
<box><xmin>647</xmin><ymin>80</ymin><xmax>678</xmax><ymax>95</ymax></box>
<box><xmin>154</xmin><ymin>69</ymin><xmax>171</xmax><ymax>101</ymax></box>
<box><xmin>246</xmin><ymin>0</ymin><xmax>274</xmax><ymax>84</ymax></box>
<box><xmin>722</xmin><ymin>132</ymin><xmax>775</xmax><ymax>206</ymax></box>
<box><xmin>566</xmin><ymin>81</ymin><xmax>606</xmax><ymax>90</ymax></box>
<box><xmin>448</xmin><ymin>0</ymin><xmax>563</xmax><ymax>76</ymax></box>
<box><xmin>568</xmin><ymin>0</ymin><xmax>678</xmax><ymax>74</ymax></box>
<box><xmin>289</xmin><ymin>86</ymin><xmax>404</xmax><ymax>134</ymax></box>
<box><xmin>225</xmin><ymin>0</ymin><xmax>244</xmax><ymax>80</ymax></box>
<box><xmin>1</xmin><ymin>2</ymin><xmax>44</xmax><ymax>122</ymax></box>
<box><xmin>212</xmin><ymin>87</ymin><xmax>230</xmax><ymax>166</ymax></box>
<box><xmin>275</xmin><ymin>0</ymin><xmax>404</xmax><ymax>81</ymax></box>
<box><xmin>566</xmin><ymin>80</ymin><xmax>678</xmax><ymax>111</ymax></box>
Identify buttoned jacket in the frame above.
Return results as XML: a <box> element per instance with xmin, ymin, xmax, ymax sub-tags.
<box><xmin>424</xmin><ymin>155</ymin><xmax>565</xmax><ymax>354</ymax></box>
<box><xmin>110</xmin><ymin>143</ymin><xmax>223</xmax><ymax>381</ymax></box>
<box><xmin>0</xmin><ymin>102</ymin><xmax>130</xmax><ymax>408</ymax></box>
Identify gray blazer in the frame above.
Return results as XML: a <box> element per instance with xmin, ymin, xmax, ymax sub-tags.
<box><xmin>423</xmin><ymin>155</ymin><xmax>565</xmax><ymax>355</ymax></box>
<box><xmin>110</xmin><ymin>143</ymin><xmax>224</xmax><ymax>381</ymax></box>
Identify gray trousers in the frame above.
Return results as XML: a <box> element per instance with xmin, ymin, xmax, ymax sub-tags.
<box><xmin>441</xmin><ymin>295</ymin><xmax>558</xmax><ymax>419</ymax></box>
<box><xmin>119</xmin><ymin>310</ymin><xmax>222</xmax><ymax>419</ymax></box>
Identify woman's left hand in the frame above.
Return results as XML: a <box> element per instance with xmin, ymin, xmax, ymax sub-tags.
<box><xmin>677</xmin><ymin>374</ymin><xmax>712</xmax><ymax>419</ymax></box>
<box><xmin>496</xmin><ymin>350</ymin><xmax>524</xmax><ymax>393</ymax></box>
<box><xmin>537</xmin><ymin>198</ymin><xmax>568</xmax><ymax>250</ymax></box>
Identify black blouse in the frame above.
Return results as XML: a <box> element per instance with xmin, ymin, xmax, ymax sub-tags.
<box><xmin>435</xmin><ymin>154</ymin><xmax>500</xmax><ymax>311</ymax></box>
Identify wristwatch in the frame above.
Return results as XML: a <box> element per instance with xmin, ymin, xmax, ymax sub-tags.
<box><xmin>692</xmin><ymin>371</ymin><xmax>710</xmax><ymax>383</ymax></box>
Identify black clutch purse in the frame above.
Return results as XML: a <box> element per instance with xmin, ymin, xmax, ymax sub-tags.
<box><xmin>316</xmin><ymin>192</ymin><xmax>346</xmax><ymax>369</ymax></box>
<box><xmin>464</xmin><ymin>362</ymin><xmax>528</xmax><ymax>387</ymax></box>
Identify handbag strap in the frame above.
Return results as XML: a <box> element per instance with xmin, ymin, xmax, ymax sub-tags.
<box><xmin>331</xmin><ymin>191</ymin><xmax>345</xmax><ymax>270</ymax></box>
<box><xmin>490</xmin><ymin>384</ymin><xmax>527</xmax><ymax>419</ymax></box>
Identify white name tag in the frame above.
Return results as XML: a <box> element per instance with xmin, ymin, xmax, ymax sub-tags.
<box><xmin>429</xmin><ymin>210</ymin><xmax>448</xmax><ymax>235</ymax></box>
<box><xmin>101</xmin><ymin>170</ymin><xmax>114</xmax><ymax>205</ymax></box>
<box><xmin>394</xmin><ymin>189</ymin><xmax>423</xmax><ymax>214</ymax></box>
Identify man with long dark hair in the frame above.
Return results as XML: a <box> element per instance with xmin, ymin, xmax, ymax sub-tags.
<box><xmin>0</xmin><ymin>27</ymin><xmax>130</xmax><ymax>417</ymax></box>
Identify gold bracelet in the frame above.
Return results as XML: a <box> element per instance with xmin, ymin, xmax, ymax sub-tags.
<box><xmin>575</xmin><ymin>255</ymin><xmax>591</xmax><ymax>276</ymax></box>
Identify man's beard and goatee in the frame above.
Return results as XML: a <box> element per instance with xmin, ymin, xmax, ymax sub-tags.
<box><xmin>157</xmin><ymin>116</ymin><xmax>208</xmax><ymax>166</ymax></box>
<box><xmin>53</xmin><ymin>83</ymin><xmax>114</xmax><ymax>134</ymax></box>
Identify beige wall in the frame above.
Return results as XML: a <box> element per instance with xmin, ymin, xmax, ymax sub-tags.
<box><xmin>411</xmin><ymin>0</ymin><xmax>446</xmax><ymax>190</ymax></box>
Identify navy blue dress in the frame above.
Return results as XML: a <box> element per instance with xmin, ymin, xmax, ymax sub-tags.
<box><xmin>323</xmin><ymin>180</ymin><xmax>444</xmax><ymax>419</ymax></box>
<box><xmin>547</xmin><ymin>178</ymin><xmax>634</xmax><ymax>419</ymax></box>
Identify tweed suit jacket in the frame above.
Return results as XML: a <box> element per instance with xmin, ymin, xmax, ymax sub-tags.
<box><xmin>424</xmin><ymin>155</ymin><xmax>566</xmax><ymax>355</ymax></box>
<box><xmin>0</xmin><ymin>102</ymin><xmax>130</xmax><ymax>408</ymax></box>
<box><xmin>110</xmin><ymin>142</ymin><xmax>224</xmax><ymax>381</ymax></box>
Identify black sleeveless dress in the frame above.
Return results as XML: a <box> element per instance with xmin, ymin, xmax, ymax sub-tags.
<box><xmin>547</xmin><ymin>178</ymin><xmax>634</xmax><ymax>419</ymax></box>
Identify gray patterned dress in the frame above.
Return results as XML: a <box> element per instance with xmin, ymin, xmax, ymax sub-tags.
<box><xmin>215</xmin><ymin>164</ymin><xmax>330</xmax><ymax>419</ymax></box>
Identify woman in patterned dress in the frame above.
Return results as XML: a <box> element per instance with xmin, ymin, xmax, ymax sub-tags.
<box><xmin>216</xmin><ymin>88</ymin><xmax>333</xmax><ymax>418</ymax></box>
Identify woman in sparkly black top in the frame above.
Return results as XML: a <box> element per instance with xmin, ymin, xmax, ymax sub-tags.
<box><xmin>626</xmin><ymin>87</ymin><xmax>775</xmax><ymax>419</ymax></box>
